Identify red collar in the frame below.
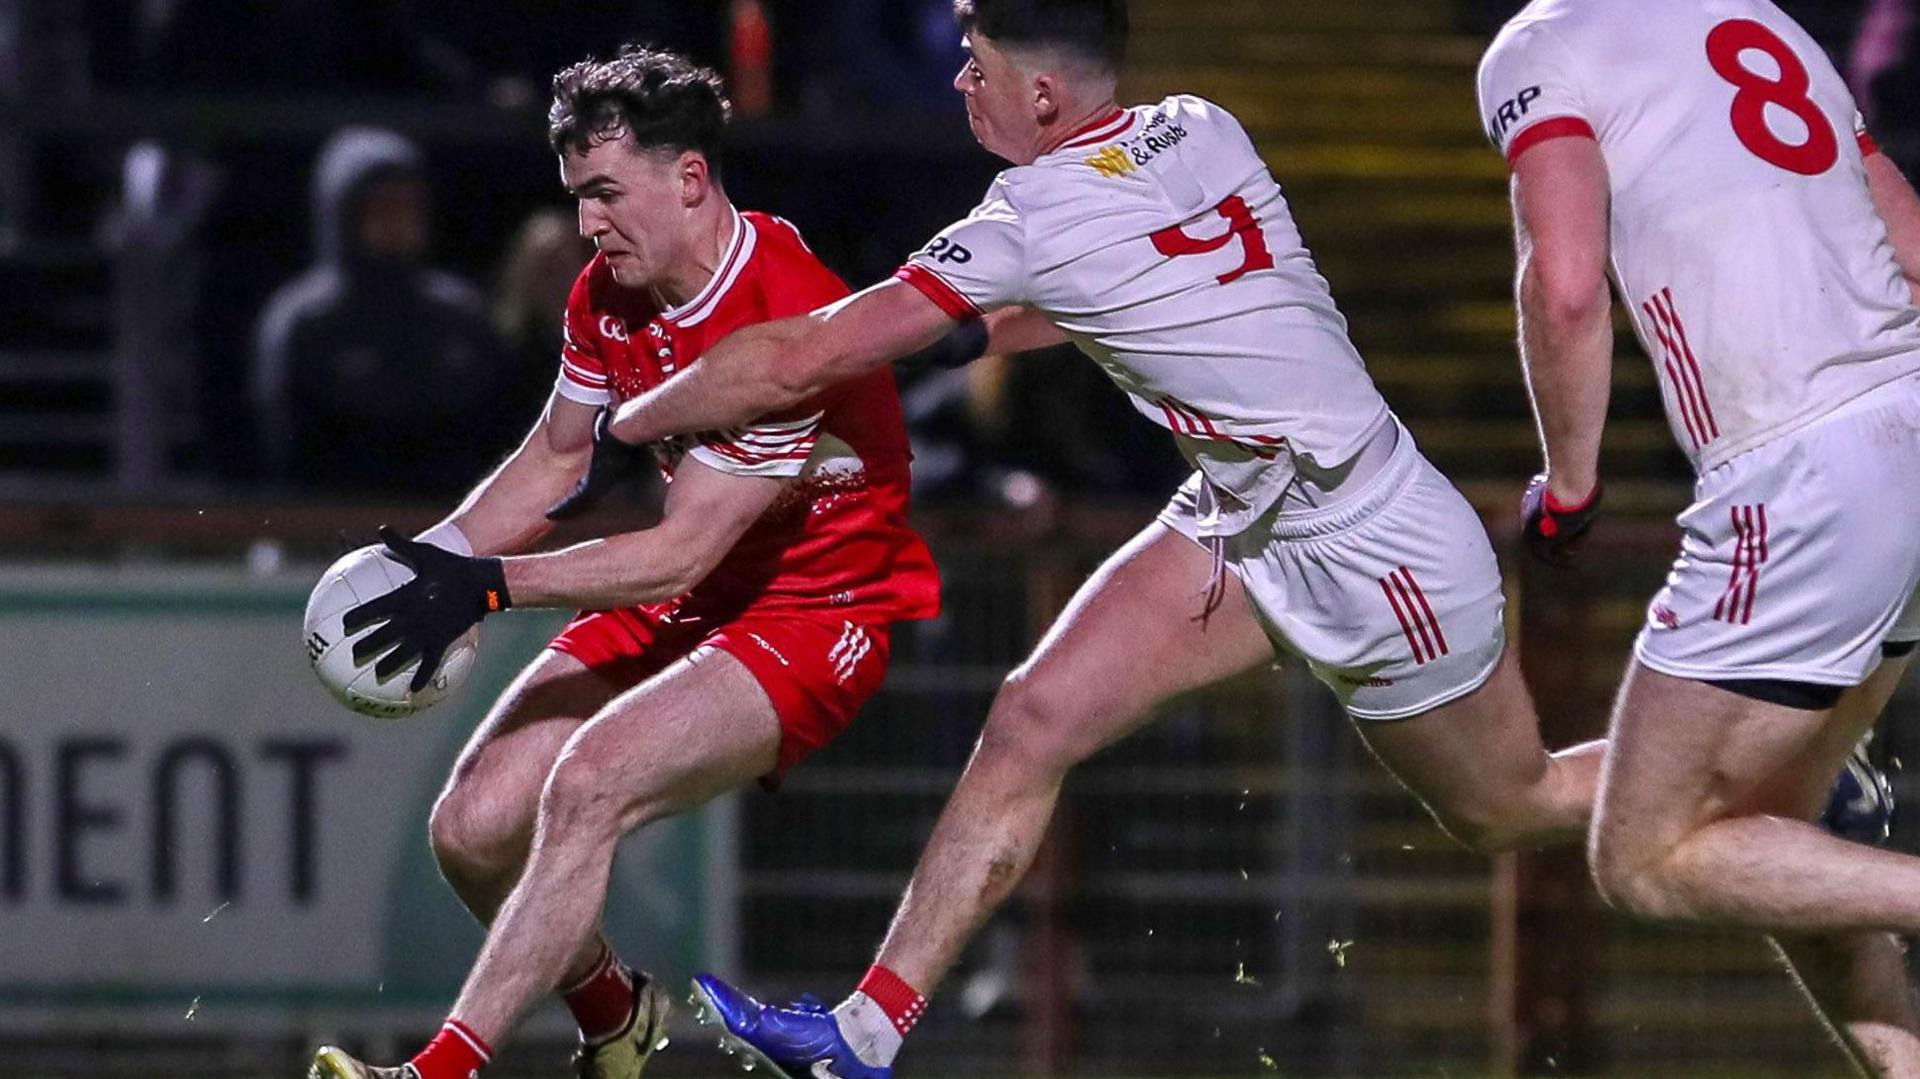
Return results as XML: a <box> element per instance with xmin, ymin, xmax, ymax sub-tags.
<box><xmin>1055</xmin><ymin>108</ymin><xmax>1134</xmax><ymax>152</ymax></box>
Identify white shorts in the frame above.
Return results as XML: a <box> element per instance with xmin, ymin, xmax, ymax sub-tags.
<box><xmin>1637</xmin><ymin>374</ymin><xmax>1920</xmax><ymax>686</ymax></box>
<box><xmin>1159</xmin><ymin>423</ymin><xmax>1507</xmax><ymax>720</ymax></box>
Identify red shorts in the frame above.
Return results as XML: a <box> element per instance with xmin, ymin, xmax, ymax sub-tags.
<box><xmin>549</xmin><ymin>601</ymin><xmax>894</xmax><ymax>781</ymax></box>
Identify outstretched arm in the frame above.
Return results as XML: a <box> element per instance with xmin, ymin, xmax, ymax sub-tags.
<box><xmin>1511</xmin><ymin>135</ymin><xmax>1613</xmax><ymax>504</ymax></box>
<box><xmin>607</xmin><ymin>279</ymin><xmax>957</xmax><ymax>446</ymax></box>
<box><xmin>348</xmin><ymin>455</ymin><xmax>788</xmax><ymax>688</ymax></box>
<box><xmin>503</xmin><ymin>455</ymin><xmax>787</xmax><ymax>610</ymax></box>
<box><xmin>1866</xmin><ymin>151</ymin><xmax>1920</xmax><ymax>307</ymax></box>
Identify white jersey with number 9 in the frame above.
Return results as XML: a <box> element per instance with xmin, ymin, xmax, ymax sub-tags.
<box><xmin>1477</xmin><ymin>0</ymin><xmax>1920</xmax><ymax>474</ymax></box>
<box><xmin>894</xmin><ymin>95</ymin><xmax>1393</xmax><ymax>537</ymax></box>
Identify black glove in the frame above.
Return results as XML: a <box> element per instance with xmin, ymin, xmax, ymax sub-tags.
<box><xmin>1520</xmin><ymin>475</ymin><xmax>1603</xmax><ymax>568</ymax></box>
<box><xmin>546</xmin><ymin>408</ymin><xmax>653</xmax><ymax>521</ymax></box>
<box><xmin>345</xmin><ymin>526</ymin><xmax>511</xmax><ymax>692</ymax></box>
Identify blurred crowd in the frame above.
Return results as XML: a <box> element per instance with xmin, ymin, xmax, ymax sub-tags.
<box><xmin>26</xmin><ymin>0</ymin><xmax>1176</xmax><ymax>507</ymax></box>
<box><xmin>12</xmin><ymin>2</ymin><xmax>1919</xmax><ymax>508</ymax></box>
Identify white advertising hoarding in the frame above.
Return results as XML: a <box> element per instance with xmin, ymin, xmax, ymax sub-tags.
<box><xmin>0</xmin><ymin>566</ymin><xmax>735</xmax><ymax>1032</ymax></box>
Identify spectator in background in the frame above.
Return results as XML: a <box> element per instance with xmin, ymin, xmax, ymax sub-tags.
<box><xmin>252</xmin><ymin>127</ymin><xmax>513</xmax><ymax>496</ymax></box>
<box><xmin>491</xmin><ymin>208</ymin><xmax>598</xmax><ymax>430</ymax></box>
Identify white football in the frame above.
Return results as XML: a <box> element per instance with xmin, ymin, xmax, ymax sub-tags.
<box><xmin>302</xmin><ymin>545</ymin><xmax>479</xmax><ymax>718</ymax></box>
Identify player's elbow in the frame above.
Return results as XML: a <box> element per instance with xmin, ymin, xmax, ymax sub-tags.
<box><xmin>662</xmin><ymin>557</ymin><xmax>716</xmax><ymax>600</ymax></box>
<box><xmin>1523</xmin><ymin>256</ymin><xmax>1609</xmax><ymax>330</ymax></box>
<box><xmin>652</xmin><ymin>538</ymin><xmax>725</xmax><ymax>601</ymax></box>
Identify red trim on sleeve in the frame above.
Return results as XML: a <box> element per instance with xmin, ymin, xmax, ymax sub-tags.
<box><xmin>1506</xmin><ymin>117</ymin><xmax>1598</xmax><ymax>166</ymax></box>
<box><xmin>1860</xmin><ymin>130</ymin><xmax>1882</xmax><ymax>157</ymax></box>
<box><xmin>559</xmin><ymin>356</ymin><xmax>608</xmax><ymax>389</ymax></box>
<box><xmin>894</xmin><ymin>264</ymin><xmax>983</xmax><ymax>322</ymax></box>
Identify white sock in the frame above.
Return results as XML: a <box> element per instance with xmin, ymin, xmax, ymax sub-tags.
<box><xmin>832</xmin><ymin>991</ymin><xmax>904</xmax><ymax>1067</ymax></box>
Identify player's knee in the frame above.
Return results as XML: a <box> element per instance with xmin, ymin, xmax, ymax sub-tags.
<box><xmin>1587</xmin><ymin>830</ymin><xmax>1685</xmax><ymax>920</ymax></box>
<box><xmin>1590</xmin><ymin>863</ymin><xmax>1684</xmax><ymax>921</ymax></box>
<box><xmin>1437</xmin><ymin>804</ymin><xmax>1532</xmax><ymax>855</ymax></box>
<box><xmin>1437</xmin><ymin>773</ymin><xmax>1570</xmax><ymax>854</ymax></box>
<box><xmin>427</xmin><ymin>787</ymin><xmax>524</xmax><ymax>888</ymax></box>
<box><xmin>979</xmin><ymin>673</ymin><xmax>1101</xmax><ymax>778</ymax></box>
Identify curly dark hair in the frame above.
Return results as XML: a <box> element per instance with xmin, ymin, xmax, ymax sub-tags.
<box><xmin>548</xmin><ymin>44</ymin><xmax>732</xmax><ymax>167</ymax></box>
<box><xmin>954</xmin><ymin>0</ymin><xmax>1130</xmax><ymax>71</ymax></box>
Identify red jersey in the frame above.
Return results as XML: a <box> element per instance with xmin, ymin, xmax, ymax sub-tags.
<box><xmin>554</xmin><ymin>209</ymin><xmax>940</xmax><ymax>621</ymax></box>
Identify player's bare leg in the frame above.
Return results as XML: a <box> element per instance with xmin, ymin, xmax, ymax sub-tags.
<box><xmin>425</xmin><ymin>648</ymin><xmax>679</xmax><ymax>1079</ymax></box>
<box><xmin>1352</xmin><ymin>646</ymin><xmax>1603</xmax><ymax>853</ymax></box>
<box><xmin>450</xmin><ymin>646</ymin><xmax>781</xmax><ymax>1045</ymax></box>
<box><xmin>1766</xmin><ymin>655</ymin><xmax>1920</xmax><ymax>1079</ymax></box>
<box><xmin>1590</xmin><ymin>662</ymin><xmax>1920</xmax><ymax>934</ymax></box>
<box><xmin>872</xmin><ymin>523</ymin><xmax>1277</xmax><ymax>996</ymax></box>
<box><xmin>1362</xmin><ymin>614</ymin><xmax>1918</xmax><ymax>1076</ymax></box>
<box><xmin>1590</xmin><ymin>664</ymin><xmax>1920</xmax><ymax>1079</ymax></box>
<box><xmin>1359</xmin><ymin>639</ymin><xmax>1918</xmax><ymax>1077</ymax></box>
<box><xmin>430</xmin><ymin>649</ymin><xmax>623</xmax><ymax>974</ymax></box>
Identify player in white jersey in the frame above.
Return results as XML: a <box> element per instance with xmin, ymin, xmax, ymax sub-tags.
<box><xmin>1481</xmin><ymin>0</ymin><xmax>1920</xmax><ymax>1073</ymax></box>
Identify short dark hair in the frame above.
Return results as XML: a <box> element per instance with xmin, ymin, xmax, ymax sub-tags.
<box><xmin>548</xmin><ymin>44</ymin><xmax>732</xmax><ymax>165</ymax></box>
<box><xmin>955</xmin><ymin>0</ymin><xmax>1130</xmax><ymax>71</ymax></box>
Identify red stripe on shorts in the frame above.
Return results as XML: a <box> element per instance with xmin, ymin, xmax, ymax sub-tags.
<box><xmin>1380</xmin><ymin>576</ymin><xmax>1429</xmax><ymax>665</ymax></box>
<box><xmin>1396</xmin><ymin>567</ymin><xmax>1449</xmax><ymax>656</ymax></box>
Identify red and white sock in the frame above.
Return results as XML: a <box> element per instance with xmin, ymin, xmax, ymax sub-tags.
<box><xmin>408</xmin><ymin>1019</ymin><xmax>492</xmax><ymax>1079</ymax></box>
<box><xmin>561</xmin><ymin>943</ymin><xmax>638</xmax><ymax>1045</ymax></box>
<box><xmin>832</xmin><ymin>965</ymin><xmax>925</xmax><ymax>1068</ymax></box>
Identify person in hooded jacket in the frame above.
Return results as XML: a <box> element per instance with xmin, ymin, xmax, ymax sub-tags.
<box><xmin>252</xmin><ymin>126</ymin><xmax>516</xmax><ymax>495</ymax></box>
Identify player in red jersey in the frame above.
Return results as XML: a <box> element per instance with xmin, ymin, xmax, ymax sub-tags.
<box><xmin>308</xmin><ymin>45</ymin><xmax>941</xmax><ymax>1079</ymax></box>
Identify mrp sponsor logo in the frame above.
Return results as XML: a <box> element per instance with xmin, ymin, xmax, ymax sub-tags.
<box><xmin>1485</xmin><ymin>85</ymin><xmax>1545</xmax><ymax>144</ymax></box>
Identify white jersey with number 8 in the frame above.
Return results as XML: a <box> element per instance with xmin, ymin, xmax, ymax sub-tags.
<box><xmin>1477</xmin><ymin>0</ymin><xmax>1920</xmax><ymax>474</ymax></box>
<box><xmin>894</xmin><ymin>95</ymin><xmax>1392</xmax><ymax>537</ymax></box>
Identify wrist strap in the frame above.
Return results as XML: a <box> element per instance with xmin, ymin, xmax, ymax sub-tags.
<box><xmin>478</xmin><ymin>558</ymin><xmax>511</xmax><ymax>613</ymax></box>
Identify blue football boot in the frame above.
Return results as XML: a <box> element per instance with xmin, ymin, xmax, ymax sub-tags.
<box><xmin>1821</xmin><ymin>737</ymin><xmax>1894</xmax><ymax>846</ymax></box>
<box><xmin>690</xmin><ymin>973</ymin><xmax>892</xmax><ymax>1079</ymax></box>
